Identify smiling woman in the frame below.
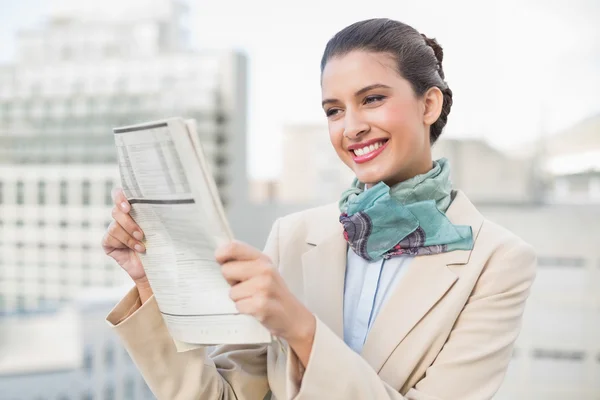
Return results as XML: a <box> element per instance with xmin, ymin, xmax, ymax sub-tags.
<box><xmin>103</xmin><ymin>18</ymin><xmax>536</xmax><ymax>400</ymax></box>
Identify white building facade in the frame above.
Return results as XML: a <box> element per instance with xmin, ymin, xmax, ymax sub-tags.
<box><xmin>0</xmin><ymin>0</ymin><xmax>248</xmax><ymax>314</ymax></box>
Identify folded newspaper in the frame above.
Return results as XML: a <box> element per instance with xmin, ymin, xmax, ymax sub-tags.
<box><xmin>113</xmin><ymin>117</ymin><xmax>273</xmax><ymax>351</ymax></box>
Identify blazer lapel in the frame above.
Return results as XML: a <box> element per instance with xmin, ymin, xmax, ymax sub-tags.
<box><xmin>361</xmin><ymin>190</ymin><xmax>485</xmax><ymax>373</ymax></box>
<box><xmin>301</xmin><ymin>206</ymin><xmax>347</xmax><ymax>339</ymax></box>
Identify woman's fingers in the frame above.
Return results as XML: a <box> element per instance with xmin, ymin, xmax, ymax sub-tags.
<box><xmin>112</xmin><ymin>187</ymin><xmax>130</xmax><ymax>213</ymax></box>
<box><xmin>215</xmin><ymin>240</ymin><xmax>266</xmax><ymax>264</ymax></box>
<box><xmin>110</xmin><ymin>187</ymin><xmax>143</xmax><ymax>241</ymax></box>
<box><xmin>221</xmin><ymin>259</ymin><xmax>271</xmax><ymax>285</ymax></box>
<box><xmin>104</xmin><ymin>221</ymin><xmax>145</xmax><ymax>253</ymax></box>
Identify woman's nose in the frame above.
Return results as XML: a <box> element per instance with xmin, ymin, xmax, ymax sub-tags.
<box><xmin>343</xmin><ymin>112</ymin><xmax>370</xmax><ymax>140</ymax></box>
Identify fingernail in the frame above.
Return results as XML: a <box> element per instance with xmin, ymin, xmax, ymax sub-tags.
<box><xmin>134</xmin><ymin>244</ymin><xmax>145</xmax><ymax>253</ymax></box>
<box><xmin>121</xmin><ymin>202</ymin><xmax>128</xmax><ymax>211</ymax></box>
<box><xmin>133</xmin><ymin>231</ymin><xmax>143</xmax><ymax>240</ymax></box>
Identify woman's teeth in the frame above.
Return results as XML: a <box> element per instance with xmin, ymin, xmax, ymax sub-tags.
<box><xmin>353</xmin><ymin>141</ymin><xmax>385</xmax><ymax>156</ymax></box>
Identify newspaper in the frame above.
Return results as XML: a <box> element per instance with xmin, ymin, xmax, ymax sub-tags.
<box><xmin>113</xmin><ymin>117</ymin><xmax>272</xmax><ymax>350</ymax></box>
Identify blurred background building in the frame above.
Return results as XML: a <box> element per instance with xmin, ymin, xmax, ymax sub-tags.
<box><xmin>0</xmin><ymin>0</ymin><xmax>247</xmax><ymax>315</ymax></box>
<box><xmin>0</xmin><ymin>288</ymin><xmax>155</xmax><ymax>400</ymax></box>
<box><xmin>0</xmin><ymin>0</ymin><xmax>599</xmax><ymax>399</ymax></box>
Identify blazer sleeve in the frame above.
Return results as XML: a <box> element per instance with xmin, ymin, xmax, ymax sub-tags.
<box><xmin>287</xmin><ymin>241</ymin><xmax>537</xmax><ymax>400</ymax></box>
<box><xmin>106</xmin><ymin>219</ymin><xmax>284</xmax><ymax>400</ymax></box>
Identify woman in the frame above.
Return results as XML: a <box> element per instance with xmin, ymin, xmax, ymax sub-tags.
<box><xmin>102</xmin><ymin>18</ymin><xmax>536</xmax><ymax>400</ymax></box>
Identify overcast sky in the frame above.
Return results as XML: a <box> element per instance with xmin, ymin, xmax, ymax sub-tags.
<box><xmin>1</xmin><ymin>0</ymin><xmax>599</xmax><ymax>178</ymax></box>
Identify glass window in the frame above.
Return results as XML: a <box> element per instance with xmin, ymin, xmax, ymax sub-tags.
<box><xmin>124</xmin><ymin>377</ymin><xmax>136</xmax><ymax>399</ymax></box>
<box><xmin>83</xmin><ymin>346</ymin><xmax>93</xmax><ymax>374</ymax></box>
<box><xmin>38</xmin><ymin>180</ymin><xmax>46</xmax><ymax>205</ymax></box>
<box><xmin>60</xmin><ymin>180</ymin><xmax>68</xmax><ymax>205</ymax></box>
<box><xmin>104</xmin><ymin>343</ymin><xmax>114</xmax><ymax>366</ymax></box>
<box><xmin>81</xmin><ymin>220</ymin><xmax>90</xmax><ymax>229</ymax></box>
<box><xmin>105</xmin><ymin>180</ymin><xmax>113</xmax><ymax>206</ymax></box>
<box><xmin>82</xmin><ymin>180</ymin><xmax>91</xmax><ymax>206</ymax></box>
<box><xmin>16</xmin><ymin>180</ymin><xmax>24</xmax><ymax>204</ymax></box>
<box><xmin>104</xmin><ymin>385</ymin><xmax>115</xmax><ymax>400</ymax></box>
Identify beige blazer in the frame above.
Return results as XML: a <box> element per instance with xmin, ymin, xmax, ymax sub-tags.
<box><xmin>107</xmin><ymin>190</ymin><xmax>536</xmax><ymax>400</ymax></box>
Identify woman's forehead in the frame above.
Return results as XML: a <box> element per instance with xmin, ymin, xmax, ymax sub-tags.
<box><xmin>321</xmin><ymin>52</ymin><xmax>400</xmax><ymax>94</ymax></box>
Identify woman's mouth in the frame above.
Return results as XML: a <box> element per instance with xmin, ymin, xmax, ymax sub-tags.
<box><xmin>349</xmin><ymin>139</ymin><xmax>389</xmax><ymax>164</ymax></box>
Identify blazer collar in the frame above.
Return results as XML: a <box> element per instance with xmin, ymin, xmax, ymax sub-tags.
<box><xmin>301</xmin><ymin>190</ymin><xmax>485</xmax><ymax>371</ymax></box>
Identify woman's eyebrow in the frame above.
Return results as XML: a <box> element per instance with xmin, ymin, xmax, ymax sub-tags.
<box><xmin>321</xmin><ymin>83</ymin><xmax>392</xmax><ymax>107</ymax></box>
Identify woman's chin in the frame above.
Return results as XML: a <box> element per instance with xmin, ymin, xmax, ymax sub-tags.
<box><xmin>353</xmin><ymin>168</ymin><xmax>388</xmax><ymax>186</ymax></box>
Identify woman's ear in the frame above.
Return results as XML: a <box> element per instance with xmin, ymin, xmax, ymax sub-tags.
<box><xmin>422</xmin><ymin>87</ymin><xmax>443</xmax><ymax>126</ymax></box>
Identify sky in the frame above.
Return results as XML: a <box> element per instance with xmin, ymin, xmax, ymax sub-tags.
<box><xmin>1</xmin><ymin>0</ymin><xmax>599</xmax><ymax>179</ymax></box>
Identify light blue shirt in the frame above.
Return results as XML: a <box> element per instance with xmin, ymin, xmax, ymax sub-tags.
<box><xmin>343</xmin><ymin>247</ymin><xmax>413</xmax><ymax>354</ymax></box>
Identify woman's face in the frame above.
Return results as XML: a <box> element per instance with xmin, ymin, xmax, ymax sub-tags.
<box><xmin>321</xmin><ymin>50</ymin><xmax>439</xmax><ymax>186</ymax></box>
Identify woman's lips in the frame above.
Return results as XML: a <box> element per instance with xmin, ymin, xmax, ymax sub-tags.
<box><xmin>351</xmin><ymin>140</ymin><xmax>389</xmax><ymax>164</ymax></box>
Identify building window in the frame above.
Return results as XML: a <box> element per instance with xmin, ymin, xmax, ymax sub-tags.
<box><xmin>16</xmin><ymin>180</ymin><xmax>24</xmax><ymax>204</ymax></box>
<box><xmin>38</xmin><ymin>181</ymin><xmax>46</xmax><ymax>205</ymax></box>
<box><xmin>60</xmin><ymin>180</ymin><xmax>68</xmax><ymax>205</ymax></box>
<box><xmin>532</xmin><ymin>348</ymin><xmax>586</xmax><ymax>361</ymax></box>
<box><xmin>60</xmin><ymin>220</ymin><xmax>68</xmax><ymax>229</ymax></box>
<box><xmin>104</xmin><ymin>343</ymin><xmax>114</xmax><ymax>366</ymax></box>
<box><xmin>82</xmin><ymin>180</ymin><xmax>91</xmax><ymax>206</ymax></box>
<box><xmin>81</xmin><ymin>220</ymin><xmax>90</xmax><ymax>229</ymax></box>
<box><xmin>83</xmin><ymin>346</ymin><xmax>93</xmax><ymax>374</ymax></box>
<box><xmin>104</xmin><ymin>385</ymin><xmax>115</xmax><ymax>400</ymax></box>
<box><xmin>16</xmin><ymin>219</ymin><xmax>24</xmax><ymax>227</ymax></box>
<box><xmin>537</xmin><ymin>257</ymin><xmax>586</xmax><ymax>268</ymax></box>
<box><xmin>16</xmin><ymin>295</ymin><xmax>25</xmax><ymax>312</ymax></box>
<box><xmin>105</xmin><ymin>180</ymin><xmax>114</xmax><ymax>206</ymax></box>
<box><xmin>124</xmin><ymin>377</ymin><xmax>136</xmax><ymax>399</ymax></box>
<box><xmin>37</xmin><ymin>219</ymin><xmax>46</xmax><ymax>227</ymax></box>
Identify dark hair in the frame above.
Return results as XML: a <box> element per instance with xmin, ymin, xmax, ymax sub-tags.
<box><xmin>320</xmin><ymin>18</ymin><xmax>452</xmax><ymax>144</ymax></box>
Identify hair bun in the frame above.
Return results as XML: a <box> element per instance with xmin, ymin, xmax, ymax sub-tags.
<box><xmin>421</xmin><ymin>34</ymin><xmax>444</xmax><ymax>64</ymax></box>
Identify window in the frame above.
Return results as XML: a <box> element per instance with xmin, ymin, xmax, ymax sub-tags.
<box><xmin>104</xmin><ymin>343</ymin><xmax>114</xmax><ymax>366</ymax></box>
<box><xmin>104</xmin><ymin>385</ymin><xmax>115</xmax><ymax>400</ymax></box>
<box><xmin>105</xmin><ymin>180</ymin><xmax>113</xmax><ymax>205</ymax></box>
<box><xmin>38</xmin><ymin>181</ymin><xmax>46</xmax><ymax>205</ymax></box>
<box><xmin>82</xmin><ymin>180</ymin><xmax>91</xmax><ymax>206</ymax></box>
<box><xmin>16</xmin><ymin>295</ymin><xmax>25</xmax><ymax>312</ymax></box>
<box><xmin>16</xmin><ymin>180</ymin><xmax>24</xmax><ymax>204</ymax></box>
<box><xmin>60</xmin><ymin>180</ymin><xmax>68</xmax><ymax>205</ymax></box>
<box><xmin>37</xmin><ymin>219</ymin><xmax>46</xmax><ymax>227</ymax></box>
<box><xmin>16</xmin><ymin>219</ymin><xmax>24</xmax><ymax>227</ymax></box>
<box><xmin>537</xmin><ymin>257</ymin><xmax>586</xmax><ymax>268</ymax></box>
<box><xmin>83</xmin><ymin>346</ymin><xmax>93</xmax><ymax>374</ymax></box>
<box><xmin>124</xmin><ymin>377</ymin><xmax>136</xmax><ymax>399</ymax></box>
<box><xmin>60</xmin><ymin>220</ymin><xmax>68</xmax><ymax>229</ymax></box>
<box><xmin>532</xmin><ymin>348</ymin><xmax>586</xmax><ymax>361</ymax></box>
<box><xmin>81</xmin><ymin>220</ymin><xmax>90</xmax><ymax>229</ymax></box>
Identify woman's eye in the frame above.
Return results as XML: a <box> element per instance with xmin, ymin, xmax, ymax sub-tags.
<box><xmin>364</xmin><ymin>95</ymin><xmax>385</xmax><ymax>104</ymax></box>
<box><xmin>325</xmin><ymin>108</ymin><xmax>340</xmax><ymax>117</ymax></box>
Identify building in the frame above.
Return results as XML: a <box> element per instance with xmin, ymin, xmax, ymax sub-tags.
<box><xmin>431</xmin><ymin>138</ymin><xmax>538</xmax><ymax>204</ymax></box>
<box><xmin>0</xmin><ymin>0</ymin><xmax>248</xmax><ymax>314</ymax></box>
<box><xmin>0</xmin><ymin>287</ymin><xmax>154</xmax><ymax>400</ymax></box>
<box><xmin>277</xmin><ymin>123</ymin><xmax>355</xmax><ymax>204</ymax></box>
<box><xmin>481</xmin><ymin>203</ymin><xmax>600</xmax><ymax>399</ymax></box>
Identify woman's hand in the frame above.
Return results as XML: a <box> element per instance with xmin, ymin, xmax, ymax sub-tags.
<box><xmin>101</xmin><ymin>188</ymin><xmax>153</xmax><ymax>302</ymax></box>
<box><xmin>215</xmin><ymin>240</ymin><xmax>316</xmax><ymax>367</ymax></box>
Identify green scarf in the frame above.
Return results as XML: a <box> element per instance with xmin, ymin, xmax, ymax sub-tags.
<box><xmin>339</xmin><ymin>158</ymin><xmax>474</xmax><ymax>261</ymax></box>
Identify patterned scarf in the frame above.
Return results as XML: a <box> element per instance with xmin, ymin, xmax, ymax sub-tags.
<box><xmin>339</xmin><ymin>158</ymin><xmax>474</xmax><ymax>261</ymax></box>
